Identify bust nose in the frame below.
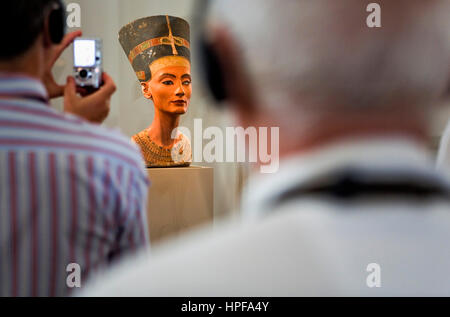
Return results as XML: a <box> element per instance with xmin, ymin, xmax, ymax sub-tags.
<box><xmin>175</xmin><ymin>83</ymin><xmax>185</xmax><ymax>97</ymax></box>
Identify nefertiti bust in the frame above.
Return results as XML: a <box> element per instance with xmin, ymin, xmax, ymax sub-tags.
<box><xmin>119</xmin><ymin>15</ymin><xmax>192</xmax><ymax>167</ymax></box>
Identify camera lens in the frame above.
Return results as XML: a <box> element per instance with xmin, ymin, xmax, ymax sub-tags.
<box><xmin>79</xmin><ymin>70</ymin><xmax>88</xmax><ymax>78</ymax></box>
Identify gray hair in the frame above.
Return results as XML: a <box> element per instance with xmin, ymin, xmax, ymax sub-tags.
<box><xmin>209</xmin><ymin>0</ymin><xmax>450</xmax><ymax>113</ymax></box>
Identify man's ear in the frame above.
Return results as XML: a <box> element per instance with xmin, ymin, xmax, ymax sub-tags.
<box><xmin>42</xmin><ymin>14</ymin><xmax>54</xmax><ymax>49</ymax></box>
<box><xmin>141</xmin><ymin>82</ymin><xmax>152</xmax><ymax>100</ymax></box>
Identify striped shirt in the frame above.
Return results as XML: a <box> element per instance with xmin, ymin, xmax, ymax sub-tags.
<box><xmin>0</xmin><ymin>74</ymin><xmax>150</xmax><ymax>297</ymax></box>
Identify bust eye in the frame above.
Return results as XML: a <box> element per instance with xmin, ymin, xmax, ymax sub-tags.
<box><xmin>162</xmin><ymin>80</ymin><xmax>173</xmax><ymax>85</ymax></box>
<box><xmin>183</xmin><ymin>80</ymin><xmax>191</xmax><ymax>85</ymax></box>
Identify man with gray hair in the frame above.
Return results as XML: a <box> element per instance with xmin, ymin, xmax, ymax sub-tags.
<box><xmin>82</xmin><ymin>0</ymin><xmax>450</xmax><ymax>296</ymax></box>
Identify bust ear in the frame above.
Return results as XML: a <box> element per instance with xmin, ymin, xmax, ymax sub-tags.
<box><xmin>141</xmin><ymin>82</ymin><xmax>152</xmax><ymax>100</ymax></box>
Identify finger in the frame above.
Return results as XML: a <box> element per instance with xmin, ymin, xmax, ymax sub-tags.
<box><xmin>96</xmin><ymin>72</ymin><xmax>117</xmax><ymax>98</ymax></box>
<box><xmin>74</xmin><ymin>72</ymin><xmax>115</xmax><ymax>109</ymax></box>
<box><xmin>82</xmin><ymin>89</ymin><xmax>111</xmax><ymax>108</ymax></box>
<box><xmin>50</xmin><ymin>30</ymin><xmax>83</xmax><ymax>65</ymax></box>
<box><xmin>59</xmin><ymin>30</ymin><xmax>83</xmax><ymax>51</ymax></box>
<box><xmin>81</xmin><ymin>92</ymin><xmax>111</xmax><ymax>123</ymax></box>
<box><xmin>63</xmin><ymin>76</ymin><xmax>81</xmax><ymax>114</ymax></box>
<box><xmin>64</xmin><ymin>76</ymin><xmax>78</xmax><ymax>100</ymax></box>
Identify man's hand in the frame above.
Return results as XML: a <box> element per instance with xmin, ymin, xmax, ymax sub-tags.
<box><xmin>43</xmin><ymin>31</ymin><xmax>82</xmax><ymax>99</ymax></box>
<box><xmin>64</xmin><ymin>72</ymin><xmax>116</xmax><ymax>124</ymax></box>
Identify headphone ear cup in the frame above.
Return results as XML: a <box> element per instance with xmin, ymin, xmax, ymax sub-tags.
<box><xmin>198</xmin><ymin>35</ymin><xmax>228</xmax><ymax>104</ymax></box>
<box><xmin>48</xmin><ymin>1</ymin><xmax>66</xmax><ymax>44</ymax></box>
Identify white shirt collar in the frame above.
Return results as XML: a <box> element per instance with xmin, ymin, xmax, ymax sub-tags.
<box><xmin>241</xmin><ymin>136</ymin><xmax>441</xmax><ymax>220</ymax></box>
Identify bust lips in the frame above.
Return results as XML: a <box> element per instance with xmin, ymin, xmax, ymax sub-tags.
<box><xmin>171</xmin><ymin>100</ymin><xmax>187</xmax><ymax>105</ymax></box>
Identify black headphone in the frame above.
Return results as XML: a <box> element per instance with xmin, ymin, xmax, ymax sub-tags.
<box><xmin>48</xmin><ymin>0</ymin><xmax>66</xmax><ymax>44</ymax></box>
<box><xmin>194</xmin><ymin>0</ymin><xmax>228</xmax><ymax>105</ymax></box>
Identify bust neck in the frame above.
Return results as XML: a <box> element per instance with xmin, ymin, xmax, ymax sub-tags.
<box><xmin>148</xmin><ymin>109</ymin><xmax>181</xmax><ymax>148</ymax></box>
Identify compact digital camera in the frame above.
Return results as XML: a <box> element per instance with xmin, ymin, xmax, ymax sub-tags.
<box><xmin>73</xmin><ymin>38</ymin><xmax>102</xmax><ymax>89</ymax></box>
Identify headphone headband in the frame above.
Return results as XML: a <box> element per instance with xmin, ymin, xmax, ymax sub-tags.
<box><xmin>48</xmin><ymin>0</ymin><xmax>66</xmax><ymax>44</ymax></box>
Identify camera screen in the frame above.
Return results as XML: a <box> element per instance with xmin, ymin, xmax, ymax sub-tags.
<box><xmin>74</xmin><ymin>40</ymin><xmax>96</xmax><ymax>67</ymax></box>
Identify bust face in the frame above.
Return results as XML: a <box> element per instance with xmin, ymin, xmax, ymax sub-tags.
<box><xmin>144</xmin><ymin>65</ymin><xmax>192</xmax><ymax>115</ymax></box>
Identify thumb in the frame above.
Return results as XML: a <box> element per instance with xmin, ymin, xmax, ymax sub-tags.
<box><xmin>64</xmin><ymin>76</ymin><xmax>77</xmax><ymax>99</ymax></box>
<box><xmin>63</xmin><ymin>76</ymin><xmax>79</xmax><ymax>113</ymax></box>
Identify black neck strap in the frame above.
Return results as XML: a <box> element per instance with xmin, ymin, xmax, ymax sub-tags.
<box><xmin>275</xmin><ymin>169</ymin><xmax>450</xmax><ymax>205</ymax></box>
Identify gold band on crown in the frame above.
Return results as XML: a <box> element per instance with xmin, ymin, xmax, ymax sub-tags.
<box><xmin>127</xmin><ymin>36</ymin><xmax>190</xmax><ymax>64</ymax></box>
<box><xmin>149</xmin><ymin>56</ymin><xmax>190</xmax><ymax>78</ymax></box>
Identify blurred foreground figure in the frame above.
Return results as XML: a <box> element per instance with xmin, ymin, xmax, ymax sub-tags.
<box><xmin>82</xmin><ymin>0</ymin><xmax>450</xmax><ymax>296</ymax></box>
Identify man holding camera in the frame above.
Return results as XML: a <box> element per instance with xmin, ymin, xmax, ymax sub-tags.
<box><xmin>0</xmin><ymin>0</ymin><xmax>149</xmax><ymax>296</ymax></box>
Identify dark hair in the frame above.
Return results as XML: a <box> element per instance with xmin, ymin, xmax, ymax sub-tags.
<box><xmin>0</xmin><ymin>0</ymin><xmax>59</xmax><ymax>60</ymax></box>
